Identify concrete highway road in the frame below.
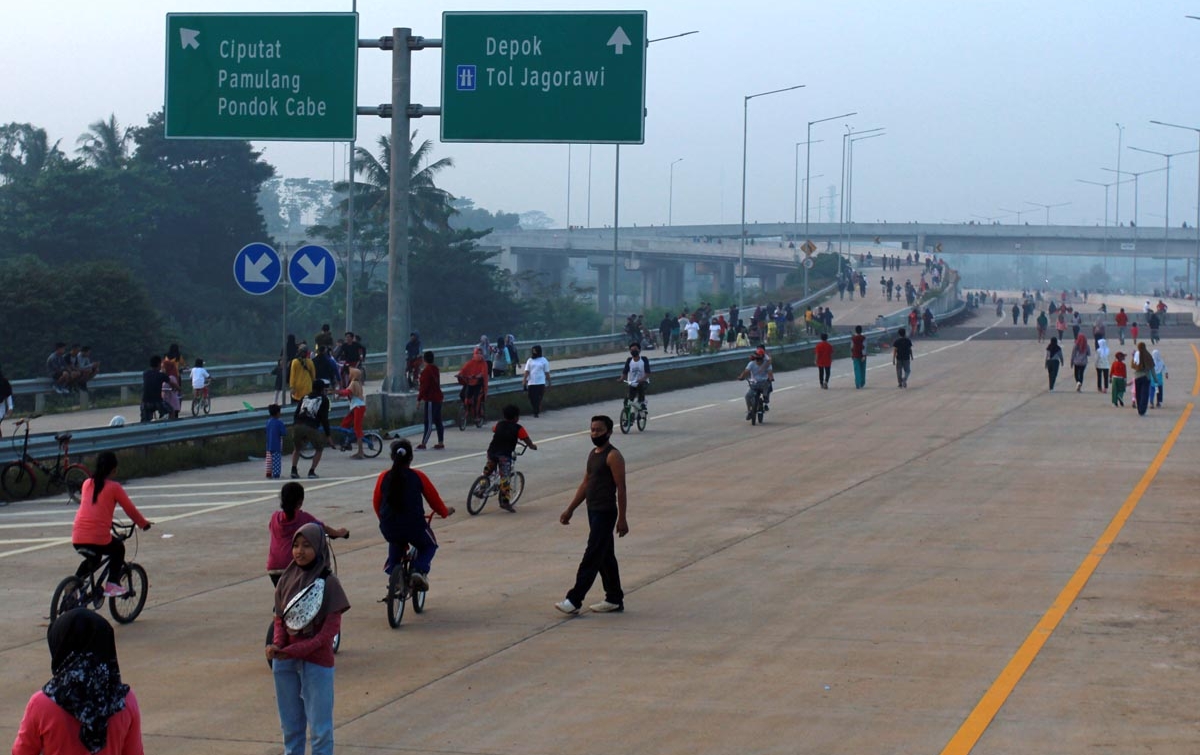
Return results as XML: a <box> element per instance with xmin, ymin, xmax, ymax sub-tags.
<box><xmin>1</xmin><ymin>311</ymin><xmax>1197</xmax><ymax>754</ymax></box>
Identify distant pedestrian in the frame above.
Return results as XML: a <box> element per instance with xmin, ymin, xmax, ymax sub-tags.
<box><xmin>1110</xmin><ymin>351</ymin><xmax>1127</xmax><ymax>407</ymax></box>
<box><xmin>1114</xmin><ymin>308</ymin><xmax>1128</xmax><ymax>344</ymax></box>
<box><xmin>1035</xmin><ymin>310</ymin><xmax>1048</xmax><ymax>343</ymax></box>
<box><xmin>1151</xmin><ymin>349</ymin><xmax>1168</xmax><ymax>408</ymax></box>
<box><xmin>556</xmin><ymin>415</ymin><xmax>628</xmax><ymax>615</ymax></box>
<box><xmin>1094</xmin><ymin>339</ymin><xmax>1111</xmax><ymax>393</ymax></box>
<box><xmin>892</xmin><ymin>328</ymin><xmax>913</xmax><ymax>388</ymax></box>
<box><xmin>522</xmin><ymin>345</ymin><xmax>551</xmax><ymax>418</ymax></box>
<box><xmin>265</xmin><ymin>404</ymin><xmax>286</xmax><ymax>479</ymax></box>
<box><xmin>850</xmin><ymin>325</ymin><xmax>867</xmax><ymax>389</ymax></box>
<box><xmin>417</xmin><ymin>351</ymin><xmax>445</xmax><ymax>450</ymax></box>
<box><xmin>814</xmin><ymin>332</ymin><xmax>833</xmax><ymax>389</ymax></box>
<box><xmin>1131</xmin><ymin>343</ymin><xmax>1153</xmax><ymax>415</ymax></box>
<box><xmin>290</xmin><ymin>379</ymin><xmax>331</xmax><ymax>479</ymax></box>
<box><xmin>1045</xmin><ymin>337</ymin><xmax>1064</xmax><ymax>391</ymax></box>
<box><xmin>1130</xmin><ymin>321</ymin><xmax>1139</xmax><ymax>344</ymax></box>
<box><xmin>1147</xmin><ymin>311</ymin><xmax>1161</xmax><ymax>344</ymax></box>
<box><xmin>161</xmin><ymin>344</ymin><xmax>183</xmax><ymax>420</ymax></box>
<box><xmin>1069</xmin><ymin>333</ymin><xmax>1090</xmax><ymax>392</ymax></box>
<box><xmin>139</xmin><ymin>355</ymin><xmax>170</xmax><ymax>423</ymax></box>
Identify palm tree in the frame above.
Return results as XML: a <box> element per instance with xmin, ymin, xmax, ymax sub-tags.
<box><xmin>0</xmin><ymin>123</ymin><xmax>64</xmax><ymax>184</ymax></box>
<box><xmin>76</xmin><ymin>114</ymin><xmax>130</xmax><ymax>169</ymax></box>
<box><xmin>350</xmin><ymin>131</ymin><xmax>455</xmax><ymax>239</ymax></box>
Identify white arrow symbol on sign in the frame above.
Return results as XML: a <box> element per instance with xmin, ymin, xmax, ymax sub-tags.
<box><xmin>296</xmin><ymin>254</ymin><xmax>327</xmax><ymax>285</ymax></box>
<box><xmin>606</xmin><ymin>27</ymin><xmax>631</xmax><ymax>55</ymax></box>
<box><xmin>180</xmin><ymin>28</ymin><xmax>200</xmax><ymax>50</ymax></box>
<box><xmin>243</xmin><ymin>252</ymin><xmax>271</xmax><ymax>283</ymax></box>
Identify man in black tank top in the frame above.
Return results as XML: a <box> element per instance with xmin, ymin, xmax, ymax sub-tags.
<box><xmin>556</xmin><ymin>415</ymin><xmax>629</xmax><ymax>615</ymax></box>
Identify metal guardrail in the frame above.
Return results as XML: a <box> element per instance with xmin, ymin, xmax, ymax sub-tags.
<box><xmin>10</xmin><ymin>332</ymin><xmax>628</xmax><ymax>412</ymax></box>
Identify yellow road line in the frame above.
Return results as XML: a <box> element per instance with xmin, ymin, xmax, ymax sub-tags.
<box><xmin>1191</xmin><ymin>344</ymin><xmax>1199</xmax><ymax>397</ymax></box>
<box><xmin>940</xmin><ymin>401</ymin><xmax>1194</xmax><ymax>754</ymax></box>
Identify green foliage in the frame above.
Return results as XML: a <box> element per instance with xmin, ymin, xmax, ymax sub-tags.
<box><xmin>0</xmin><ymin>256</ymin><xmax>165</xmax><ymax>378</ymax></box>
<box><xmin>449</xmin><ymin>197</ymin><xmax>521</xmax><ymax>233</ymax></box>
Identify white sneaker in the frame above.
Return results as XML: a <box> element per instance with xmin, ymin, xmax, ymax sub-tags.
<box><xmin>589</xmin><ymin>600</ymin><xmax>624</xmax><ymax>613</ymax></box>
<box><xmin>103</xmin><ymin>582</ymin><xmax>128</xmax><ymax>598</ymax></box>
<box><xmin>554</xmin><ymin>599</ymin><xmax>580</xmax><ymax>615</ymax></box>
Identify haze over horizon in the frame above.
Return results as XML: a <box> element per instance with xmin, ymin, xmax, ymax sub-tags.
<box><xmin>5</xmin><ymin>0</ymin><xmax>1200</xmax><ymax>231</ymax></box>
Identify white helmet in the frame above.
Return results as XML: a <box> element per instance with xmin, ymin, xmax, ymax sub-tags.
<box><xmin>109</xmin><ymin>415</ymin><xmax>126</xmax><ymax>427</ymax></box>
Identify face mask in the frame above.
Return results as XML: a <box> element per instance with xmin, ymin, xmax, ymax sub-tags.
<box><xmin>591</xmin><ymin>433</ymin><xmax>610</xmax><ymax>448</ymax></box>
<box><xmin>630</xmin><ymin>351</ymin><xmax>639</xmax><ymax>358</ymax></box>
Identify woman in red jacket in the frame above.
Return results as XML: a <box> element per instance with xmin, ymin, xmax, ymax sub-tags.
<box><xmin>71</xmin><ymin>452</ymin><xmax>152</xmax><ymax>597</ymax></box>
<box><xmin>417</xmin><ymin>350</ymin><xmax>444</xmax><ymax>450</ymax></box>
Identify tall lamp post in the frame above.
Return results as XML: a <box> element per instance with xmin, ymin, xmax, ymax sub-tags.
<box><xmin>1150</xmin><ymin>120</ymin><xmax>1200</xmax><ymax>297</ymax></box>
<box><xmin>1026</xmin><ymin>201</ymin><xmax>1070</xmax><ymax>281</ymax></box>
<box><xmin>1102</xmin><ymin>165</ymin><xmax>1165</xmax><ymax>294</ymax></box>
<box><xmin>804</xmin><ymin>111</ymin><xmax>856</xmax><ymax>241</ymax></box>
<box><xmin>838</xmin><ymin>127</ymin><xmax>883</xmax><ymax>268</ymax></box>
<box><xmin>999</xmin><ymin>207</ymin><xmax>1031</xmax><ymax>224</ymax></box>
<box><xmin>1077</xmin><ymin>177</ymin><xmax>1120</xmax><ymax>271</ymax></box>
<box><xmin>668</xmin><ymin>157</ymin><xmax>683</xmax><ymax>226</ymax></box>
<box><xmin>793</xmin><ymin>139</ymin><xmax>822</xmax><ymax>224</ymax></box>
<box><xmin>740</xmin><ymin>83</ymin><xmax>805</xmax><ymax>308</ymax></box>
<box><xmin>1115</xmin><ymin>123</ymin><xmax>1124</xmax><ymax>227</ymax></box>
<box><xmin>1128</xmin><ymin>145</ymin><xmax>1198</xmax><ymax>293</ymax></box>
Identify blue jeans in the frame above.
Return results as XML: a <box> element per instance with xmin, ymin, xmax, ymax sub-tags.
<box><xmin>273</xmin><ymin>658</ymin><xmax>335</xmax><ymax>755</ymax></box>
<box><xmin>852</xmin><ymin>357</ymin><xmax>867</xmax><ymax>388</ymax></box>
<box><xmin>381</xmin><ymin>520</ymin><xmax>438</xmax><ymax>574</ymax></box>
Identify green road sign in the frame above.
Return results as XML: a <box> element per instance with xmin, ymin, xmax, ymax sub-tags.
<box><xmin>441</xmin><ymin>11</ymin><xmax>647</xmax><ymax>144</ymax></box>
<box><xmin>165</xmin><ymin>13</ymin><xmax>357</xmax><ymax>140</ymax></box>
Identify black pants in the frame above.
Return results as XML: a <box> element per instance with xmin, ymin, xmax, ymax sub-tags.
<box><xmin>1134</xmin><ymin>375</ymin><xmax>1151</xmax><ymax>415</ymax></box>
<box><xmin>421</xmin><ymin>401</ymin><xmax>444</xmax><ymax>445</ymax></box>
<box><xmin>1047</xmin><ymin>360</ymin><xmax>1060</xmax><ymax>390</ymax></box>
<box><xmin>818</xmin><ymin>366</ymin><xmax>831</xmax><ymax>386</ymax></box>
<box><xmin>566</xmin><ymin>508</ymin><xmax>623</xmax><ymax>608</ymax></box>
<box><xmin>527</xmin><ymin>384</ymin><xmax>546</xmax><ymax>416</ymax></box>
<box><xmin>1096</xmin><ymin>367</ymin><xmax>1110</xmax><ymax>391</ymax></box>
<box><xmin>1073</xmin><ymin>364</ymin><xmax>1086</xmax><ymax>386</ymax></box>
<box><xmin>626</xmin><ymin>384</ymin><xmax>646</xmax><ymax>403</ymax></box>
<box><xmin>75</xmin><ymin>541</ymin><xmax>125</xmax><ymax>583</ymax></box>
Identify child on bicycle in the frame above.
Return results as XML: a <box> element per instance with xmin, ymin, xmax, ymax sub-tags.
<box><xmin>190</xmin><ymin>358</ymin><xmax>210</xmax><ymax>401</ymax></box>
<box><xmin>71</xmin><ymin>452</ymin><xmax>152</xmax><ymax>597</ymax></box>
<box><xmin>484</xmin><ymin>404</ymin><xmax>538</xmax><ymax>512</ymax></box>
<box><xmin>372</xmin><ymin>439</ymin><xmax>454</xmax><ymax>590</ymax></box>
<box><xmin>266</xmin><ymin>482</ymin><xmax>349</xmax><ymax>586</ymax></box>
<box><xmin>335</xmin><ymin>367</ymin><xmax>367</xmax><ymax>459</ymax></box>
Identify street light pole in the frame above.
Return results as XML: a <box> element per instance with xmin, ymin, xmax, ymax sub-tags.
<box><xmin>839</xmin><ymin>128</ymin><xmax>883</xmax><ymax>269</ymax></box>
<box><xmin>1129</xmin><ymin>144</ymin><xmax>1199</xmax><ymax>294</ymax></box>
<box><xmin>668</xmin><ymin>157</ymin><xmax>683</xmax><ymax>226</ymax></box>
<box><xmin>999</xmin><ymin>207</ymin><xmax>1028</xmax><ymax>224</ymax></box>
<box><xmin>793</xmin><ymin>139</ymin><xmax>822</xmax><ymax>224</ymax></box>
<box><xmin>1103</xmin><ymin>165</ymin><xmax>1166</xmax><ymax>295</ymax></box>
<box><xmin>1025</xmin><ymin>200</ymin><xmax>1071</xmax><ymax>225</ymax></box>
<box><xmin>1077</xmin><ymin>178</ymin><xmax>1119</xmax><ymax>272</ymax></box>
<box><xmin>1115</xmin><ymin>123</ymin><xmax>1124</xmax><ymax>227</ymax></box>
<box><xmin>740</xmin><ymin>83</ymin><xmax>805</xmax><ymax>309</ymax></box>
<box><xmin>1150</xmin><ymin>120</ymin><xmax>1200</xmax><ymax>297</ymax></box>
<box><xmin>804</xmin><ymin>111</ymin><xmax>856</xmax><ymax>242</ymax></box>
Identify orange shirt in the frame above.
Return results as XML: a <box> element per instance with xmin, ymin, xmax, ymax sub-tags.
<box><xmin>71</xmin><ymin>480</ymin><xmax>149</xmax><ymax>545</ymax></box>
<box><xmin>372</xmin><ymin>468</ymin><xmax>449</xmax><ymax>519</ymax></box>
<box><xmin>1110</xmin><ymin>361</ymin><xmax>1127</xmax><ymax>379</ymax></box>
<box><xmin>814</xmin><ymin>340</ymin><xmax>834</xmax><ymax>368</ymax></box>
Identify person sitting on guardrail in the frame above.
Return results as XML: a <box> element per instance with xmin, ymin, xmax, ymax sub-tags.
<box><xmin>73</xmin><ymin>346</ymin><xmax>100</xmax><ymax>391</ymax></box>
<box><xmin>46</xmin><ymin>343</ymin><xmax>77</xmax><ymax>396</ymax></box>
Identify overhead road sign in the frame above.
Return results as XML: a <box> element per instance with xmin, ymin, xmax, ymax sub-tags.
<box><xmin>288</xmin><ymin>245</ymin><xmax>338</xmax><ymax>297</ymax></box>
<box><xmin>233</xmin><ymin>242</ymin><xmax>282</xmax><ymax>295</ymax></box>
<box><xmin>165</xmin><ymin>13</ymin><xmax>358</xmax><ymax>140</ymax></box>
<box><xmin>441</xmin><ymin>11</ymin><xmax>648</xmax><ymax>143</ymax></box>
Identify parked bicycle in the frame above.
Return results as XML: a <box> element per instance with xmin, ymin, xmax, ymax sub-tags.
<box><xmin>466</xmin><ymin>444</ymin><xmax>526</xmax><ymax>515</ymax></box>
<box><xmin>619</xmin><ymin>396</ymin><xmax>649</xmax><ymax>434</ymax></box>
<box><xmin>298</xmin><ymin>426</ymin><xmax>384</xmax><ymax>460</ymax></box>
<box><xmin>190</xmin><ymin>385</ymin><xmax>212</xmax><ymax>416</ymax></box>
<box><xmin>50</xmin><ymin>521</ymin><xmax>149</xmax><ymax>625</ymax></box>
<box><xmin>405</xmin><ymin>357</ymin><xmax>423</xmax><ymax>391</ymax></box>
<box><xmin>1</xmin><ymin>416</ymin><xmax>90</xmax><ymax>503</ymax></box>
<box><xmin>383</xmin><ymin>513</ymin><xmax>434</xmax><ymax>628</ymax></box>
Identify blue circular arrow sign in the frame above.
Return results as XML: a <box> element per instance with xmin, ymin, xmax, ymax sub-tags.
<box><xmin>233</xmin><ymin>242</ymin><xmax>281</xmax><ymax>295</ymax></box>
<box><xmin>288</xmin><ymin>245</ymin><xmax>338</xmax><ymax>298</ymax></box>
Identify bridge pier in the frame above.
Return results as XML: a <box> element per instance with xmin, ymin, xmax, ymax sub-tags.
<box><xmin>593</xmin><ymin>263</ymin><xmax>612</xmax><ymax>315</ymax></box>
<box><xmin>515</xmin><ymin>252</ymin><xmax>569</xmax><ymax>295</ymax></box>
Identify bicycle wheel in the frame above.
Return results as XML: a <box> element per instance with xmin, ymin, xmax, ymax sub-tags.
<box><xmin>636</xmin><ymin>409</ymin><xmax>648</xmax><ymax>432</ymax></box>
<box><xmin>467</xmin><ymin>475</ymin><xmax>492</xmax><ymax>515</ymax></box>
<box><xmin>64</xmin><ymin>464</ymin><xmax>90</xmax><ymax>503</ymax></box>
<box><xmin>750</xmin><ymin>395</ymin><xmax>760</xmax><ymax>426</ymax></box>
<box><xmin>109</xmin><ymin>563</ymin><xmax>149</xmax><ymax>624</ymax></box>
<box><xmin>190</xmin><ymin>398</ymin><xmax>201</xmax><ymax>417</ymax></box>
<box><xmin>412</xmin><ymin>585</ymin><xmax>426</xmax><ymax>613</ymax></box>
<box><xmin>50</xmin><ymin>575</ymin><xmax>85</xmax><ymax>624</ymax></box>
<box><xmin>362</xmin><ymin>431</ymin><xmax>384</xmax><ymax>458</ymax></box>
<box><xmin>508</xmin><ymin>471</ymin><xmax>526</xmax><ymax>506</ymax></box>
<box><xmin>457</xmin><ymin>408</ymin><xmax>467</xmax><ymax>431</ymax></box>
<box><xmin>1</xmin><ymin>462</ymin><xmax>35</xmax><ymax>499</ymax></box>
<box><xmin>297</xmin><ymin>441</ymin><xmax>316</xmax><ymax>460</ymax></box>
<box><xmin>202</xmin><ymin>396</ymin><xmax>211</xmax><ymax>415</ymax></box>
<box><xmin>386</xmin><ymin>567</ymin><xmax>406</xmax><ymax>628</ymax></box>
<box><xmin>619</xmin><ymin>406</ymin><xmax>633</xmax><ymax>434</ymax></box>
<box><xmin>756</xmin><ymin>395</ymin><xmax>765</xmax><ymax>425</ymax></box>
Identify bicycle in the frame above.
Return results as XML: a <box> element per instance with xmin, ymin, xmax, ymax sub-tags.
<box><xmin>190</xmin><ymin>385</ymin><xmax>212</xmax><ymax>416</ymax></box>
<box><xmin>49</xmin><ymin>521</ymin><xmax>149</xmax><ymax>625</ymax></box>
<box><xmin>747</xmin><ymin>379</ymin><xmax>769</xmax><ymax>426</ymax></box>
<box><xmin>619</xmin><ymin>392</ymin><xmax>649</xmax><ymax>434</ymax></box>
<box><xmin>383</xmin><ymin>513</ymin><xmax>434</xmax><ymax>628</ymax></box>
<box><xmin>1</xmin><ymin>416</ymin><xmax>90</xmax><ymax>503</ymax></box>
<box><xmin>466</xmin><ymin>444</ymin><xmax>526</xmax><ymax>515</ymax></box>
<box><xmin>457</xmin><ymin>381</ymin><xmax>486</xmax><ymax>431</ymax></box>
<box><xmin>405</xmin><ymin>357</ymin><xmax>423</xmax><ymax>391</ymax></box>
<box><xmin>265</xmin><ymin>531</ymin><xmax>346</xmax><ymax>668</ymax></box>
<box><xmin>298</xmin><ymin>426</ymin><xmax>384</xmax><ymax>459</ymax></box>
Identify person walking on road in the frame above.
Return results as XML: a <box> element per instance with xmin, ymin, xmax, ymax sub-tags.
<box><xmin>290</xmin><ymin>380</ymin><xmax>331</xmax><ymax>479</ymax></box>
<box><xmin>556</xmin><ymin>415</ymin><xmax>628</xmax><ymax>616</ymax></box>
<box><xmin>1114</xmin><ymin>308</ymin><xmax>1128</xmax><ymax>345</ymax></box>
<box><xmin>1045</xmin><ymin>337</ymin><xmax>1064</xmax><ymax>391</ymax></box>
<box><xmin>1110</xmin><ymin>351</ymin><xmax>1127</xmax><ymax>407</ymax></box>
<box><xmin>1094</xmin><ymin>338</ymin><xmax>1111</xmax><ymax>393</ymax></box>
<box><xmin>1131</xmin><ymin>343</ymin><xmax>1154</xmax><ymax>416</ymax></box>
<box><xmin>814</xmin><ymin>332</ymin><xmax>834</xmax><ymax>389</ymax></box>
<box><xmin>1151</xmin><ymin>349</ymin><xmax>1168</xmax><ymax>408</ymax></box>
<box><xmin>1069</xmin><ymin>333</ymin><xmax>1090</xmax><ymax>392</ymax></box>
<box><xmin>417</xmin><ymin>351</ymin><xmax>445</xmax><ymax>450</ymax></box>
<box><xmin>522</xmin><ymin>345</ymin><xmax>551</xmax><ymax>418</ymax></box>
<box><xmin>1035</xmin><ymin>310</ymin><xmax>1048</xmax><ymax>343</ymax></box>
<box><xmin>850</xmin><ymin>325</ymin><xmax>867</xmax><ymax>389</ymax></box>
<box><xmin>892</xmin><ymin>329</ymin><xmax>913</xmax><ymax>388</ymax></box>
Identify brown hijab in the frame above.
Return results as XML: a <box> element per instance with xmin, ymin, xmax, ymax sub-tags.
<box><xmin>273</xmin><ymin>523</ymin><xmax>350</xmax><ymax>636</ymax></box>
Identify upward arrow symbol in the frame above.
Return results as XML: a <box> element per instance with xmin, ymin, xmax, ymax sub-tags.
<box><xmin>606</xmin><ymin>27</ymin><xmax>631</xmax><ymax>55</ymax></box>
<box><xmin>180</xmin><ymin>28</ymin><xmax>200</xmax><ymax>50</ymax></box>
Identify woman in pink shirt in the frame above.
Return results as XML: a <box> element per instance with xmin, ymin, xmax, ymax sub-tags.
<box><xmin>13</xmin><ymin>608</ymin><xmax>143</xmax><ymax>755</ymax></box>
<box><xmin>71</xmin><ymin>452</ymin><xmax>152</xmax><ymax>597</ymax></box>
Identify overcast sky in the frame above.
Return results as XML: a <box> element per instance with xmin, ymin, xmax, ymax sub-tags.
<box><xmin>5</xmin><ymin>1</ymin><xmax>1200</xmax><ymax>231</ymax></box>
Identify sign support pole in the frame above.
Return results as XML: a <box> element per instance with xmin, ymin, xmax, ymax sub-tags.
<box><xmin>281</xmin><ymin>247</ymin><xmax>289</xmax><ymax>406</ymax></box>
<box><xmin>384</xmin><ymin>28</ymin><xmax>412</xmax><ymax>394</ymax></box>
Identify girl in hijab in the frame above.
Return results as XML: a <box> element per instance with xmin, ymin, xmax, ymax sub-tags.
<box><xmin>1094</xmin><ymin>338</ymin><xmax>1111</xmax><ymax>393</ymax></box>
<box><xmin>1069</xmin><ymin>333</ymin><xmax>1090</xmax><ymax>392</ymax></box>
<box><xmin>1151</xmin><ymin>349</ymin><xmax>1168</xmax><ymax>408</ymax></box>
<box><xmin>478</xmin><ymin>335</ymin><xmax>493</xmax><ymax>377</ymax></box>
<box><xmin>13</xmin><ymin>608</ymin><xmax>142</xmax><ymax>755</ymax></box>
<box><xmin>267</xmin><ymin>523</ymin><xmax>350</xmax><ymax>755</ymax></box>
<box><xmin>1044</xmin><ymin>337</ymin><xmax>1064</xmax><ymax>391</ymax></box>
<box><xmin>1131</xmin><ymin>342</ymin><xmax>1154</xmax><ymax>415</ymax></box>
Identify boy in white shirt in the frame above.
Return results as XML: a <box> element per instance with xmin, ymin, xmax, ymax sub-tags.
<box><xmin>191</xmin><ymin>358</ymin><xmax>211</xmax><ymax>399</ymax></box>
